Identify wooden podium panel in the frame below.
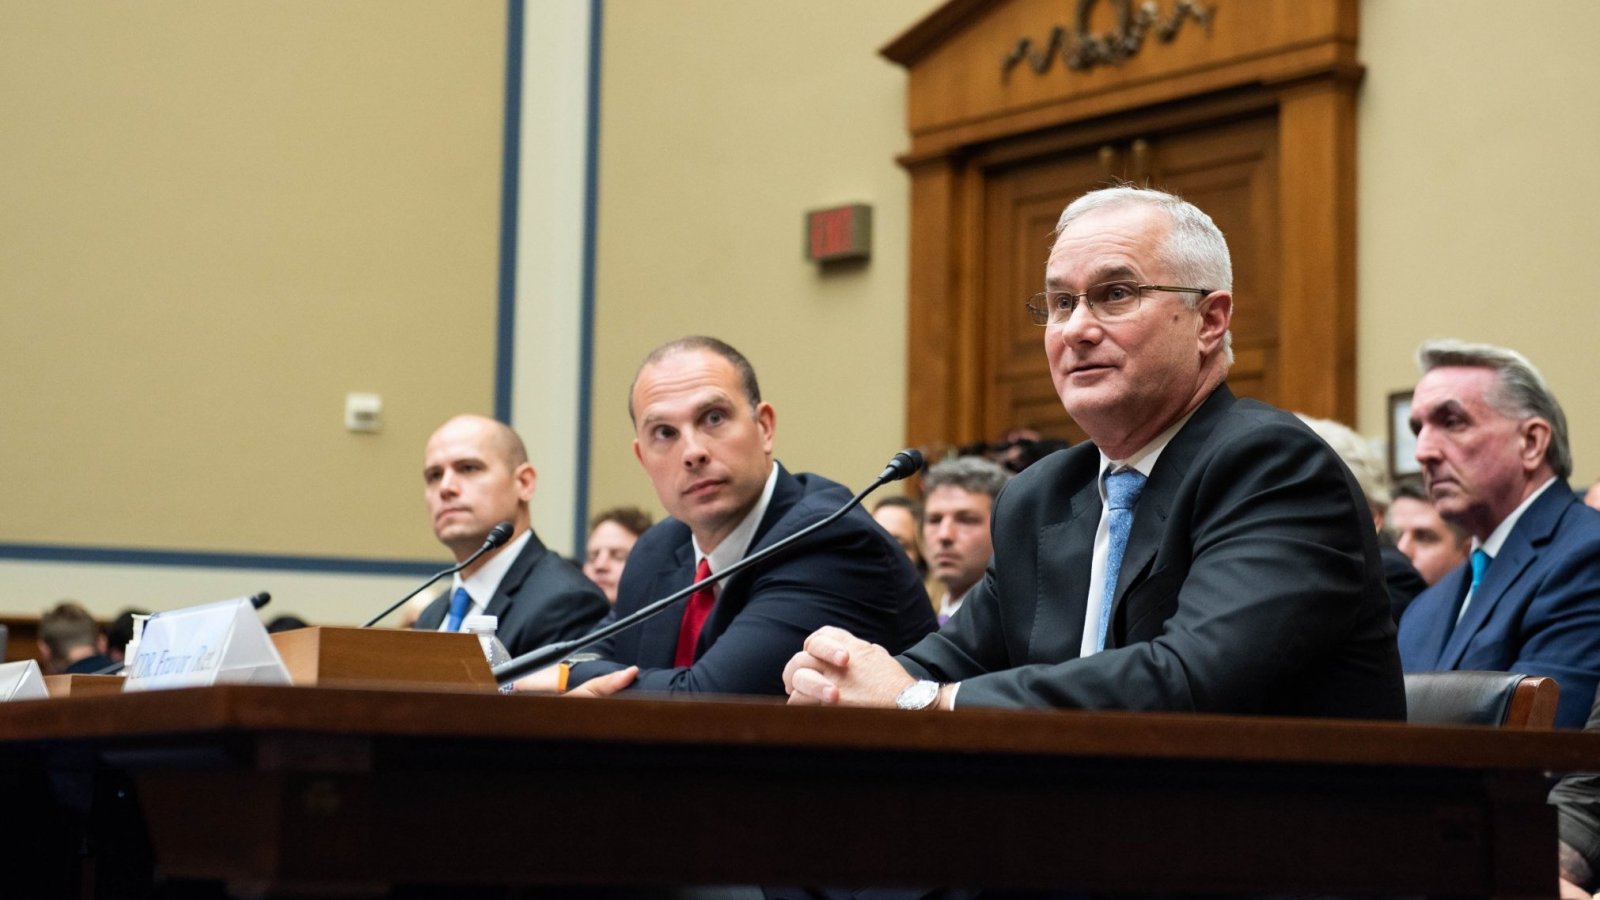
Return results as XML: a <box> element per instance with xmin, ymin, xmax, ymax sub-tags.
<box><xmin>269</xmin><ymin>626</ymin><xmax>496</xmax><ymax>692</ymax></box>
<box><xmin>2</xmin><ymin>685</ymin><xmax>1597</xmax><ymax>897</ymax></box>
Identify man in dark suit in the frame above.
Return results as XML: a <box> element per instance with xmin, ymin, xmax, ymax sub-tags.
<box><xmin>1396</xmin><ymin>340</ymin><xmax>1600</xmax><ymax>728</ymax></box>
<box><xmin>556</xmin><ymin>337</ymin><xmax>935</xmax><ymax>696</ymax></box>
<box><xmin>412</xmin><ymin>414</ymin><xmax>607</xmax><ymax>657</ymax></box>
<box><xmin>783</xmin><ymin>186</ymin><xmax>1405</xmax><ymax>719</ymax></box>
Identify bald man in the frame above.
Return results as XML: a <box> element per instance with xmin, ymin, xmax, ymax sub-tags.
<box><xmin>412</xmin><ymin>415</ymin><xmax>608</xmax><ymax>657</ymax></box>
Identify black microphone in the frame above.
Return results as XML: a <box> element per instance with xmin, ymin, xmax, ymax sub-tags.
<box><xmin>361</xmin><ymin>521</ymin><xmax>515</xmax><ymax>628</ymax></box>
<box><xmin>492</xmin><ymin>449</ymin><xmax>926</xmax><ymax>685</ymax></box>
<box><xmin>249</xmin><ymin>591</ymin><xmax>271</xmax><ymax>610</ymax></box>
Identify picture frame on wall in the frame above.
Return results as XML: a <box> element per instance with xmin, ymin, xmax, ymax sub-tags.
<box><xmin>1388</xmin><ymin>390</ymin><xmax>1420</xmax><ymax>482</ymax></box>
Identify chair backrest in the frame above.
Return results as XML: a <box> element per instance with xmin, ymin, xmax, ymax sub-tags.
<box><xmin>1404</xmin><ymin>671</ymin><xmax>1560</xmax><ymax>729</ymax></box>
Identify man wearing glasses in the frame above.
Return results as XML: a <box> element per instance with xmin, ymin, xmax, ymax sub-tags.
<box><xmin>784</xmin><ymin>185</ymin><xmax>1405</xmax><ymax>719</ymax></box>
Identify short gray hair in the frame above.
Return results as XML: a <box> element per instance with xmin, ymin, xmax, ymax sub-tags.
<box><xmin>924</xmin><ymin>455</ymin><xmax>1011</xmax><ymax>500</ymax></box>
<box><xmin>1296</xmin><ymin>414</ymin><xmax>1390</xmax><ymax>513</ymax></box>
<box><xmin>1416</xmin><ymin>339</ymin><xmax>1571</xmax><ymax>479</ymax></box>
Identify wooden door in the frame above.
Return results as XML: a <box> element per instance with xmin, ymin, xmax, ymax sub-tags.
<box><xmin>980</xmin><ymin>113</ymin><xmax>1280</xmax><ymax>445</ymax></box>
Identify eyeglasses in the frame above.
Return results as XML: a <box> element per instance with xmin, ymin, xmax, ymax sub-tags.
<box><xmin>1025</xmin><ymin>281</ymin><xmax>1211</xmax><ymax>326</ymax></box>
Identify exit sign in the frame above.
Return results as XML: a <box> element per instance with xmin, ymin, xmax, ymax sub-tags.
<box><xmin>805</xmin><ymin>204</ymin><xmax>872</xmax><ymax>263</ymax></box>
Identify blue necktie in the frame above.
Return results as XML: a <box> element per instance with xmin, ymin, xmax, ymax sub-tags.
<box><xmin>1098</xmin><ymin>469</ymin><xmax>1147</xmax><ymax>652</ymax></box>
<box><xmin>445</xmin><ymin>586</ymin><xmax>472</xmax><ymax>632</ymax></box>
<box><xmin>1458</xmin><ymin>549</ymin><xmax>1492</xmax><ymax>624</ymax></box>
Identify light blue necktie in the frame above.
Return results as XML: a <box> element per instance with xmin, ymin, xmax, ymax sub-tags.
<box><xmin>1456</xmin><ymin>549</ymin><xmax>1492</xmax><ymax>624</ymax></box>
<box><xmin>445</xmin><ymin>586</ymin><xmax>472</xmax><ymax>632</ymax></box>
<box><xmin>1097</xmin><ymin>468</ymin><xmax>1147</xmax><ymax>652</ymax></box>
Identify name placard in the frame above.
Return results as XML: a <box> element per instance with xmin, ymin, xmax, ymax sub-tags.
<box><xmin>124</xmin><ymin>597</ymin><xmax>291</xmax><ymax>692</ymax></box>
<box><xmin>0</xmin><ymin>660</ymin><xmax>49</xmax><ymax>701</ymax></box>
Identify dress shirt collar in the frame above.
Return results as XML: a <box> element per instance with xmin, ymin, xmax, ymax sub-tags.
<box><xmin>1477</xmin><ymin>476</ymin><xmax>1557</xmax><ymax>558</ymax></box>
<box><xmin>1096</xmin><ymin>405</ymin><xmax>1196</xmax><ymax>494</ymax></box>
<box><xmin>452</xmin><ymin>528</ymin><xmax>533</xmax><ymax>611</ymax></box>
<box><xmin>692</xmin><ymin>461</ymin><xmax>782</xmax><ymax>591</ymax></box>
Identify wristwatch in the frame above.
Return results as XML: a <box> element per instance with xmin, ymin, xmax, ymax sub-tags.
<box><xmin>895</xmin><ymin>679</ymin><xmax>941</xmax><ymax>710</ymax></box>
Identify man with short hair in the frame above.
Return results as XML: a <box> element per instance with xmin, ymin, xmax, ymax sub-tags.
<box><xmin>784</xmin><ymin>186</ymin><xmax>1404</xmax><ymax>719</ymax></box>
<box><xmin>37</xmin><ymin>601</ymin><xmax>112</xmax><ymax>675</ymax></box>
<box><xmin>559</xmin><ymin>336</ymin><xmax>936</xmax><ymax>696</ymax></box>
<box><xmin>921</xmin><ymin>456</ymin><xmax>1009</xmax><ymax>625</ymax></box>
<box><xmin>1389</xmin><ymin>481</ymin><xmax>1471</xmax><ymax>586</ymax></box>
<box><xmin>412</xmin><ymin>414</ymin><xmax>608</xmax><ymax>658</ymax></box>
<box><xmin>1396</xmin><ymin>340</ymin><xmax>1600</xmax><ymax>727</ymax></box>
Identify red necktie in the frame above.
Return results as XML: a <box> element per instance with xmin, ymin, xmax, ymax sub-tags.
<box><xmin>674</xmin><ymin>558</ymin><xmax>715</xmax><ymax>667</ymax></box>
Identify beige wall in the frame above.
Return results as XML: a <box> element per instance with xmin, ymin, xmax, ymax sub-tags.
<box><xmin>588</xmin><ymin>0</ymin><xmax>940</xmax><ymax>517</ymax></box>
<box><xmin>0</xmin><ymin>3</ymin><xmax>506</xmax><ymax>575</ymax></box>
<box><xmin>1358</xmin><ymin>0</ymin><xmax>1600</xmax><ymax>485</ymax></box>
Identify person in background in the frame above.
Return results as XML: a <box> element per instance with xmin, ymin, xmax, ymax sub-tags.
<box><xmin>871</xmin><ymin>496</ymin><xmax>926</xmax><ymax>572</ymax></box>
<box><xmin>412</xmin><ymin>414</ymin><xmax>609</xmax><ymax>657</ymax></box>
<box><xmin>1396</xmin><ymin>339</ymin><xmax>1600</xmax><ymax>728</ymax></box>
<box><xmin>1297</xmin><ymin>414</ymin><xmax>1427</xmax><ymax>621</ymax></box>
<box><xmin>37</xmin><ymin>601</ymin><xmax>113</xmax><ymax>675</ymax></box>
<box><xmin>103</xmin><ymin>607</ymin><xmax>147</xmax><ymax>664</ymax></box>
<box><xmin>921</xmin><ymin>456</ymin><xmax>1009</xmax><ymax>626</ymax></box>
<box><xmin>583</xmin><ymin>506</ymin><xmax>654</xmax><ymax>605</ymax></box>
<box><xmin>1389</xmin><ymin>480</ymin><xmax>1471</xmax><ymax>586</ymax></box>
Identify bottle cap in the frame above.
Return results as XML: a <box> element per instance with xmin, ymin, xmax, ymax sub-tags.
<box><xmin>462</xmin><ymin>614</ymin><xmax>499</xmax><ymax>635</ymax></box>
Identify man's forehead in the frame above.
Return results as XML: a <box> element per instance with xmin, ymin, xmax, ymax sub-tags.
<box><xmin>1415</xmin><ymin>366</ymin><xmax>1500</xmax><ymax>411</ymax></box>
<box><xmin>635</xmin><ymin>354</ymin><xmax>744</xmax><ymax>416</ymax></box>
<box><xmin>926</xmin><ymin>485</ymin><xmax>992</xmax><ymax>509</ymax></box>
<box><xmin>425</xmin><ymin>421</ymin><xmax>500</xmax><ymax>464</ymax></box>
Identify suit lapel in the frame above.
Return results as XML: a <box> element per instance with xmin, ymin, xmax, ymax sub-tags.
<box><xmin>1108</xmin><ymin>387</ymin><xmax>1233</xmax><ymax>642</ymax></box>
<box><xmin>1027</xmin><ymin>457</ymin><xmax>1099</xmax><ymax>664</ymax></box>
<box><xmin>636</xmin><ymin>543</ymin><xmax>697</xmax><ymax>666</ymax></box>
<box><xmin>483</xmin><ymin>534</ymin><xmax>543</xmax><ymax>622</ymax></box>
<box><xmin>1437</xmin><ymin>483</ymin><xmax>1570</xmax><ymax>668</ymax></box>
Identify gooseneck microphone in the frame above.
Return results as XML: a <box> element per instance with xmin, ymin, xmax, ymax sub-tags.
<box><xmin>492</xmin><ymin>449</ymin><xmax>925</xmax><ymax>686</ymax></box>
<box><xmin>362</xmin><ymin>521</ymin><xmax>515</xmax><ymax>627</ymax></box>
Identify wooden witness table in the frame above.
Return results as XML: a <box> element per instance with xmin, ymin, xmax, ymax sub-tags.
<box><xmin>1</xmin><ymin>684</ymin><xmax>1596</xmax><ymax>898</ymax></box>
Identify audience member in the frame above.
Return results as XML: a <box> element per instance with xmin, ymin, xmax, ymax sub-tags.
<box><xmin>582</xmin><ymin>506</ymin><xmax>654</xmax><ymax>605</ymax></box>
<box><xmin>1586</xmin><ymin>479</ymin><xmax>1600</xmax><ymax>513</ymax></box>
<box><xmin>1552</xmin><ymin>687</ymin><xmax>1600</xmax><ymax>899</ymax></box>
<box><xmin>37</xmin><ymin>601</ymin><xmax>113</xmax><ymax>676</ymax></box>
<box><xmin>921</xmin><ymin>456</ymin><xmax>1009</xmax><ymax>625</ymax></box>
<box><xmin>1298</xmin><ymin>414</ymin><xmax>1427</xmax><ymax>620</ymax></box>
<box><xmin>871</xmin><ymin>496</ymin><xmax>925</xmax><ymax>573</ymax></box>
<box><xmin>548</xmin><ymin>336</ymin><xmax>936</xmax><ymax>697</ymax></box>
<box><xmin>784</xmin><ymin>185</ymin><xmax>1404</xmax><ymax>718</ymax></box>
<box><xmin>103</xmin><ymin>607</ymin><xmax>148</xmax><ymax>663</ymax></box>
<box><xmin>1396</xmin><ymin>340</ymin><xmax>1600</xmax><ymax>727</ymax></box>
<box><xmin>412</xmin><ymin>414</ymin><xmax>608</xmax><ymax>657</ymax></box>
<box><xmin>1389</xmin><ymin>480</ymin><xmax>1470</xmax><ymax>585</ymax></box>
<box><xmin>265</xmin><ymin>615</ymin><xmax>309</xmax><ymax>633</ymax></box>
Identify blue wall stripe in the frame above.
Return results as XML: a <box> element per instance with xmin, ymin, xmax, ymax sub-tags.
<box><xmin>0</xmin><ymin>544</ymin><xmax>442</xmax><ymax>577</ymax></box>
<box><xmin>493</xmin><ymin>0</ymin><xmax>526</xmax><ymax>424</ymax></box>
<box><xmin>572</xmin><ymin>0</ymin><xmax>604</xmax><ymax>552</ymax></box>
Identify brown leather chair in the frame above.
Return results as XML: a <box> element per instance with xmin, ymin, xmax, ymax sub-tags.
<box><xmin>1404</xmin><ymin>671</ymin><xmax>1560</xmax><ymax>729</ymax></box>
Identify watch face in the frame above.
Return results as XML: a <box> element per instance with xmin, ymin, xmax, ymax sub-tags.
<box><xmin>896</xmin><ymin>680</ymin><xmax>938</xmax><ymax>710</ymax></box>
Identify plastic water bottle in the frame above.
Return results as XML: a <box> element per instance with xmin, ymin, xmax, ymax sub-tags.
<box><xmin>462</xmin><ymin>614</ymin><xmax>515</xmax><ymax>694</ymax></box>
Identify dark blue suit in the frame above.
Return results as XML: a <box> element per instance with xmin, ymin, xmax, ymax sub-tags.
<box><xmin>569</xmin><ymin>465</ymin><xmax>936</xmax><ymax>696</ymax></box>
<box><xmin>413</xmin><ymin>529</ymin><xmax>608</xmax><ymax>659</ymax></box>
<box><xmin>1397</xmin><ymin>481</ymin><xmax>1600</xmax><ymax>728</ymax></box>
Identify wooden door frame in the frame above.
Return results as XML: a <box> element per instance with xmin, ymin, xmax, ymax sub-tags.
<box><xmin>884</xmin><ymin>0</ymin><xmax>1362</xmax><ymax>451</ymax></box>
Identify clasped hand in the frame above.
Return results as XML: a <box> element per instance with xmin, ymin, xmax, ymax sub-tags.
<box><xmin>782</xmin><ymin>625</ymin><xmax>919</xmax><ymax>707</ymax></box>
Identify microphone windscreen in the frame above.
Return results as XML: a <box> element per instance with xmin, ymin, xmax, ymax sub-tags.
<box><xmin>486</xmin><ymin>521</ymin><xmax>515</xmax><ymax>547</ymax></box>
<box><xmin>250</xmin><ymin>592</ymin><xmax>272</xmax><ymax>610</ymax></box>
<box><xmin>880</xmin><ymin>448</ymin><xmax>925</xmax><ymax>482</ymax></box>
